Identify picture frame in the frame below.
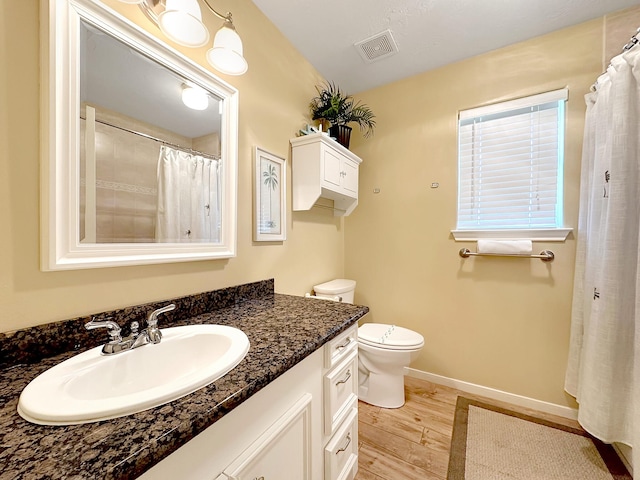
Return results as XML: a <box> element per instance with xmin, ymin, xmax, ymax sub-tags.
<box><xmin>254</xmin><ymin>147</ymin><xmax>286</xmax><ymax>242</ymax></box>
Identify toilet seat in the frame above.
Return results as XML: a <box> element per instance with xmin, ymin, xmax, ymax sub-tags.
<box><xmin>358</xmin><ymin>323</ymin><xmax>424</xmax><ymax>350</ymax></box>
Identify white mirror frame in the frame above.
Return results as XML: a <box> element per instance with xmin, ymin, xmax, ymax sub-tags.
<box><xmin>40</xmin><ymin>0</ymin><xmax>239</xmax><ymax>270</ymax></box>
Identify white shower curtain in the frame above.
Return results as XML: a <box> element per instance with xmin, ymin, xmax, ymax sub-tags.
<box><xmin>155</xmin><ymin>145</ymin><xmax>220</xmax><ymax>243</ymax></box>
<box><xmin>565</xmin><ymin>44</ymin><xmax>640</xmax><ymax>471</ymax></box>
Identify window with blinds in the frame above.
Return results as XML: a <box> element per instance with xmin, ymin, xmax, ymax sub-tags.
<box><xmin>455</xmin><ymin>89</ymin><xmax>568</xmax><ymax>237</ymax></box>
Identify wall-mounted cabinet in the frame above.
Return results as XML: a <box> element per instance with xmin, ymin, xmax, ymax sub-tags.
<box><xmin>291</xmin><ymin>133</ymin><xmax>363</xmax><ymax>216</ymax></box>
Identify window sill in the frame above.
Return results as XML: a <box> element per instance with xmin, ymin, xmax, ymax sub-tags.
<box><xmin>451</xmin><ymin>228</ymin><xmax>573</xmax><ymax>242</ymax></box>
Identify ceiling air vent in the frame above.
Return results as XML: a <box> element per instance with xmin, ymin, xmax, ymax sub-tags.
<box><xmin>354</xmin><ymin>29</ymin><xmax>399</xmax><ymax>63</ymax></box>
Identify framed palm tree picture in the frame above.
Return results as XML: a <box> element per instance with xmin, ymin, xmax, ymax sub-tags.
<box><xmin>254</xmin><ymin>147</ymin><xmax>286</xmax><ymax>241</ymax></box>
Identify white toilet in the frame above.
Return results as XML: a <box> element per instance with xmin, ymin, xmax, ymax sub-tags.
<box><xmin>312</xmin><ymin>278</ymin><xmax>356</xmax><ymax>303</ymax></box>
<box><xmin>357</xmin><ymin>323</ymin><xmax>424</xmax><ymax>408</ymax></box>
<box><xmin>312</xmin><ymin>279</ymin><xmax>425</xmax><ymax>409</ymax></box>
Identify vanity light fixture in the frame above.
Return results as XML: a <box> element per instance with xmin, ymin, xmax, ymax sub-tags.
<box><xmin>205</xmin><ymin>14</ymin><xmax>248</xmax><ymax>76</ymax></box>
<box><xmin>158</xmin><ymin>0</ymin><xmax>209</xmax><ymax>48</ymax></box>
<box><xmin>135</xmin><ymin>0</ymin><xmax>248</xmax><ymax>75</ymax></box>
<box><xmin>182</xmin><ymin>84</ymin><xmax>209</xmax><ymax>110</ymax></box>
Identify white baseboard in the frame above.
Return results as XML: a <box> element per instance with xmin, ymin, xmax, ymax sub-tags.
<box><xmin>614</xmin><ymin>443</ymin><xmax>633</xmax><ymax>475</ymax></box>
<box><xmin>405</xmin><ymin>367</ymin><xmax>579</xmax><ymax>421</ymax></box>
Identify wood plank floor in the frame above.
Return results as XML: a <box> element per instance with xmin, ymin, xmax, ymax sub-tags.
<box><xmin>354</xmin><ymin>376</ymin><xmax>581</xmax><ymax>480</ymax></box>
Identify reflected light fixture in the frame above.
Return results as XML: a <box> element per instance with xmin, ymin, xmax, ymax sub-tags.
<box><xmin>182</xmin><ymin>84</ymin><xmax>209</xmax><ymax>110</ymax></box>
<box><xmin>136</xmin><ymin>0</ymin><xmax>248</xmax><ymax>75</ymax></box>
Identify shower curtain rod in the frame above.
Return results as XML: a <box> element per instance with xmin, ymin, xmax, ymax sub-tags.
<box><xmin>622</xmin><ymin>28</ymin><xmax>640</xmax><ymax>52</ymax></box>
<box><xmin>79</xmin><ymin>115</ymin><xmax>221</xmax><ymax>161</ymax></box>
<box><xmin>592</xmin><ymin>27</ymin><xmax>640</xmax><ymax>91</ymax></box>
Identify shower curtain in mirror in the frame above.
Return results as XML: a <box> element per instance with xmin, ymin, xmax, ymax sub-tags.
<box><xmin>565</xmin><ymin>44</ymin><xmax>639</xmax><ymax>470</ymax></box>
<box><xmin>155</xmin><ymin>145</ymin><xmax>220</xmax><ymax>243</ymax></box>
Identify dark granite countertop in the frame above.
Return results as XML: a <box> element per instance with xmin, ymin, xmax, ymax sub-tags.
<box><xmin>0</xmin><ymin>281</ymin><xmax>368</xmax><ymax>479</ymax></box>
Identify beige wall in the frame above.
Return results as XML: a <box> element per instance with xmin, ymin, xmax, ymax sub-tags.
<box><xmin>346</xmin><ymin>18</ymin><xmax>615</xmax><ymax>407</ymax></box>
<box><xmin>0</xmin><ymin>0</ymin><xmax>343</xmax><ymax>332</ymax></box>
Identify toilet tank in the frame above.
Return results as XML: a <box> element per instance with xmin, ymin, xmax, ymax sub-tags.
<box><xmin>313</xmin><ymin>279</ymin><xmax>356</xmax><ymax>304</ymax></box>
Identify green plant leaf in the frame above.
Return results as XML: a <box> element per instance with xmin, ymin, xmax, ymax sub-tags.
<box><xmin>309</xmin><ymin>81</ymin><xmax>376</xmax><ymax>137</ymax></box>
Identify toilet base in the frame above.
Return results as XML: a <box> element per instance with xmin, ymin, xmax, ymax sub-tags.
<box><xmin>358</xmin><ymin>370</ymin><xmax>406</xmax><ymax>409</ymax></box>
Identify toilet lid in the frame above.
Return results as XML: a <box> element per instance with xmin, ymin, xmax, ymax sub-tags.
<box><xmin>358</xmin><ymin>323</ymin><xmax>424</xmax><ymax>348</ymax></box>
<box><xmin>313</xmin><ymin>279</ymin><xmax>356</xmax><ymax>295</ymax></box>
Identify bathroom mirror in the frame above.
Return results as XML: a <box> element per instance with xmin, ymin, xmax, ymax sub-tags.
<box><xmin>41</xmin><ymin>0</ymin><xmax>239</xmax><ymax>270</ymax></box>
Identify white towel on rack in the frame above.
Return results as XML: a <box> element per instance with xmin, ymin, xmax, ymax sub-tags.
<box><xmin>477</xmin><ymin>240</ymin><xmax>533</xmax><ymax>255</ymax></box>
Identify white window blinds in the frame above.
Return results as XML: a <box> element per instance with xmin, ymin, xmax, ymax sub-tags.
<box><xmin>457</xmin><ymin>89</ymin><xmax>567</xmax><ymax>231</ymax></box>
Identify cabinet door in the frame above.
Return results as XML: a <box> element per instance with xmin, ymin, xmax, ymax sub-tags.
<box><xmin>322</xmin><ymin>147</ymin><xmax>343</xmax><ymax>188</ymax></box>
<box><xmin>324</xmin><ymin>325</ymin><xmax>358</xmax><ymax>369</ymax></box>
<box><xmin>221</xmin><ymin>393</ymin><xmax>312</xmax><ymax>480</ymax></box>
<box><xmin>324</xmin><ymin>407</ymin><xmax>358</xmax><ymax>480</ymax></box>
<box><xmin>341</xmin><ymin>159</ymin><xmax>358</xmax><ymax>195</ymax></box>
<box><xmin>324</xmin><ymin>350</ymin><xmax>358</xmax><ymax>436</ymax></box>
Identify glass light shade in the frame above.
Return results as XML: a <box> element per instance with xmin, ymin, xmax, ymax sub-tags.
<box><xmin>206</xmin><ymin>25</ymin><xmax>248</xmax><ymax>75</ymax></box>
<box><xmin>158</xmin><ymin>0</ymin><xmax>209</xmax><ymax>48</ymax></box>
<box><xmin>182</xmin><ymin>86</ymin><xmax>209</xmax><ymax>111</ymax></box>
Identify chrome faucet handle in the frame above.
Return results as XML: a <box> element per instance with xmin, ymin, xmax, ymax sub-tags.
<box><xmin>85</xmin><ymin>317</ymin><xmax>122</xmax><ymax>342</ymax></box>
<box><xmin>147</xmin><ymin>303</ymin><xmax>176</xmax><ymax>326</ymax></box>
<box><xmin>146</xmin><ymin>303</ymin><xmax>176</xmax><ymax>344</ymax></box>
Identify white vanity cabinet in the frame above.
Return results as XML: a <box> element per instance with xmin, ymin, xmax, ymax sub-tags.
<box><xmin>139</xmin><ymin>325</ymin><xmax>359</xmax><ymax>480</ymax></box>
<box><xmin>291</xmin><ymin>133</ymin><xmax>363</xmax><ymax>216</ymax></box>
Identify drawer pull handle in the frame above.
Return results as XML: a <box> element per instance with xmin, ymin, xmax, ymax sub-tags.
<box><xmin>336</xmin><ymin>370</ymin><xmax>351</xmax><ymax>386</ymax></box>
<box><xmin>336</xmin><ymin>433</ymin><xmax>352</xmax><ymax>455</ymax></box>
<box><xmin>336</xmin><ymin>337</ymin><xmax>352</xmax><ymax>351</ymax></box>
<box><xmin>252</xmin><ymin>477</ymin><xmax>264</xmax><ymax>480</ymax></box>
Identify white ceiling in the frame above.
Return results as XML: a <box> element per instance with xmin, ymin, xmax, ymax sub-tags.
<box><xmin>252</xmin><ymin>0</ymin><xmax>640</xmax><ymax>94</ymax></box>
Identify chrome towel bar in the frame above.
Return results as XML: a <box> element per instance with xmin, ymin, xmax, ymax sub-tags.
<box><xmin>459</xmin><ymin>248</ymin><xmax>555</xmax><ymax>262</ymax></box>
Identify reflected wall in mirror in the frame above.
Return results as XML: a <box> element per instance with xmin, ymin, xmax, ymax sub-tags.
<box><xmin>41</xmin><ymin>0</ymin><xmax>239</xmax><ymax>270</ymax></box>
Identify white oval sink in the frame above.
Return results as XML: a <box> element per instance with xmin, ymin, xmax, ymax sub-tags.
<box><xmin>17</xmin><ymin>324</ymin><xmax>250</xmax><ymax>425</ymax></box>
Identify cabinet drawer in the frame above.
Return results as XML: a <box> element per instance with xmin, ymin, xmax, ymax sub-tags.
<box><xmin>324</xmin><ymin>349</ymin><xmax>358</xmax><ymax>435</ymax></box>
<box><xmin>324</xmin><ymin>407</ymin><xmax>358</xmax><ymax>480</ymax></box>
<box><xmin>324</xmin><ymin>325</ymin><xmax>358</xmax><ymax>369</ymax></box>
<box><xmin>217</xmin><ymin>393</ymin><xmax>312</xmax><ymax>480</ymax></box>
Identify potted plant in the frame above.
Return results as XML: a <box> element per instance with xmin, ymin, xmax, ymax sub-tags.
<box><xmin>309</xmin><ymin>82</ymin><xmax>376</xmax><ymax>148</ymax></box>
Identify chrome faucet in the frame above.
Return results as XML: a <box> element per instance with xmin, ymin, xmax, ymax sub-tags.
<box><xmin>84</xmin><ymin>303</ymin><xmax>176</xmax><ymax>355</ymax></box>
